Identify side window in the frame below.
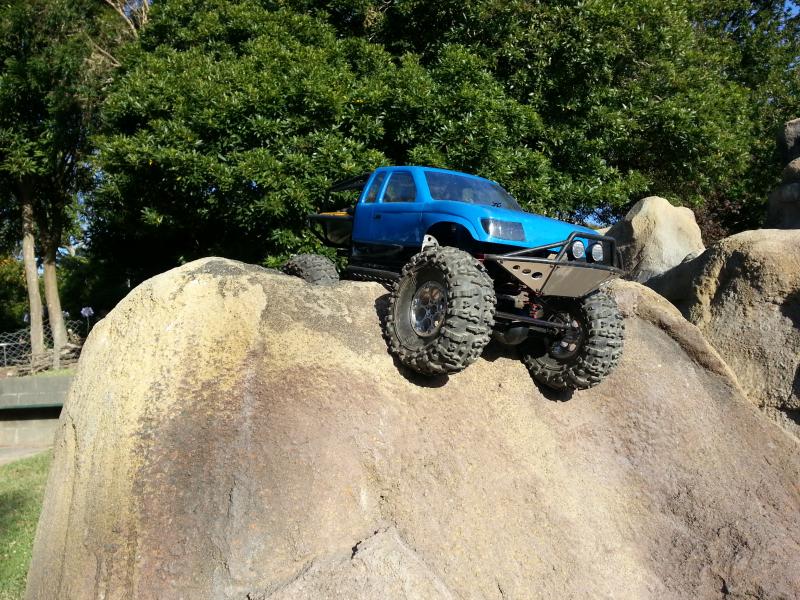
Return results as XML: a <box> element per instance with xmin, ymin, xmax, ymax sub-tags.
<box><xmin>382</xmin><ymin>172</ymin><xmax>417</xmax><ymax>203</ymax></box>
<box><xmin>364</xmin><ymin>172</ymin><xmax>387</xmax><ymax>203</ymax></box>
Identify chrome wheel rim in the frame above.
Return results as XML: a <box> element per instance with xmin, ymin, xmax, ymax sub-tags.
<box><xmin>410</xmin><ymin>281</ymin><xmax>447</xmax><ymax>337</ymax></box>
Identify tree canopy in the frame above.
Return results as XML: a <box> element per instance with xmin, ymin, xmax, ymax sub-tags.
<box><xmin>0</xmin><ymin>0</ymin><xmax>117</xmax><ymax>239</ymax></box>
<box><xmin>0</xmin><ymin>0</ymin><xmax>792</xmax><ymax>318</ymax></box>
<box><xmin>0</xmin><ymin>0</ymin><xmax>125</xmax><ymax>350</ymax></box>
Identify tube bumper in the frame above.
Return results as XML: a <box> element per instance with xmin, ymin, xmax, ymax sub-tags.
<box><xmin>484</xmin><ymin>231</ymin><xmax>624</xmax><ymax>298</ymax></box>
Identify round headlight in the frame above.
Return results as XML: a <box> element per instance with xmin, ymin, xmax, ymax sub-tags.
<box><xmin>570</xmin><ymin>239</ymin><xmax>585</xmax><ymax>259</ymax></box>
<box><xmin>590</xmin><ymin>242</ymin><xmax>604</xmax><ymax>262</ymax></box>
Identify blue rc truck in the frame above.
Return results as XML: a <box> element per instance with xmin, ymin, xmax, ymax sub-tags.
<box><xmin>282</xmin><ymin>166</ymin><xmax>625</xmax><ymax>390</ymax></box>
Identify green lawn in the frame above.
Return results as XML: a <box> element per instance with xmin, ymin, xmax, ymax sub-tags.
<box><xmin>0</xmin><ymin>451</ymin><xmax>52</xmax><ymax>600</ymax></box>
<box><xmin>29</xmin><ymin>369</ymin><xmax>75</xmax><ymax>378</ymax></box>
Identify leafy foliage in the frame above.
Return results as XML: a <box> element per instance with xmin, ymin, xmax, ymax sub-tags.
<box><xmin>92</xmin><ymin>5</ymin><xmax>387</xmax><ymax>277</ymax></box>
<box><xmin>0</xmin><ymin>0</ymin><xmax>126</xmax><ymax>341</ymax></box>
<box><xmin>86</xmin><ymin>0</ymin><xmax>799</xmax><ymax>301</ymax></box>
<box><xmin>0</xmin><ymin>0</ymin><xmax>116</xmax><ymax>231</ymax></box>
<box><xmin>0</xmin><ymin>257</ymin><xmax>28</xmax><ymax>332</ymax></box>
<box><xmin>57</xmin><ymin>251</ymin><xmax>131</xmax><ymax>320</ymax></box>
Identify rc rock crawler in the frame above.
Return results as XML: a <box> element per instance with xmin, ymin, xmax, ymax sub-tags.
<box><xmin>284</xmin><ymin>166</ymin><xmax>625</xmax><ymax>390</ymax></box>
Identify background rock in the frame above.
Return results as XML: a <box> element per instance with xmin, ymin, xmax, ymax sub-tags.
<box><xmin>768</xmin><ymin>118</ymin><xmax>800</xmax><ymax>227</ymax></box>
<box><xmin>606</xmin><ymin>196</ymin><xmax>705</xmax><ymax>283</ymax></box>
<box><xmin>781</xmin><ymin>157</ymin><xmax>800</xmax><ymax>184</ymax></box>
<box><xmin>643</xmin><ymin>251</ymin><xmax>707</xmax><ymax>305</ymax></box>
<box><xmin>767</xmin><ymin>180</ymin><xmax>800</xmax><ymax>228</ymax></box>
<box><xmin>26</xmin><ymin>259</ymin><xmax>800</xmax><ymax>600</ymax></box>
<box><xmin>646</xmin><ymin>228</ymin><xmax>800</xmax><ymax>438</ymax></box>
<box><xmin>778</xmin><ymin>117</ymin><xmax>800</xmax><ymax>163</ymax></box>
<box><xmin>682</xmin><ymin>229</ymin><xmax>800</xmax><ymax>418</ymax></box>
<box><xmin>680</xmin><ymin>229</ymin><xmax>800</xmax><ymax>418</ymax></box>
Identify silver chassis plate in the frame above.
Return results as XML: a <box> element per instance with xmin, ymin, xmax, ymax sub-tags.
<box><xmin>495</xmin><ymin>257</ymin><xmax>620</xmax><ymax>298</ymax></box>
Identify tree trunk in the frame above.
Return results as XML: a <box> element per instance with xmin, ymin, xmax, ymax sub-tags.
<box><xmin>20</xmin><ymin>191</ymin><xmax>44</xmax><ymax>358</ymax></box>
<box><xmin>42</xmin><ymin>240</ymin><xmax>67</xmax><ymax>369</ymax></box>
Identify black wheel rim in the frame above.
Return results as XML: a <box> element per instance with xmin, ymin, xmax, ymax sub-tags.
<box><xmin>544</xmin><ymin>305</ymin><xmax>584</xmax><ymax>361</ymax></box>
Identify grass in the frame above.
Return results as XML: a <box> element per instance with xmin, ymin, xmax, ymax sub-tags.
<box><xmin>0</xmin><ymin>451</ymin><xmax>52</xmax><ymax>600</ymax></box>
<box><xmin>0</xmin><ymin>369</ymin><xmax>75</xmax><ymax>381</ymax></box>
<box><xmin>26</xmin><ymin>368</ymin><xmax>75</xmax><ymax>378</ymax></box>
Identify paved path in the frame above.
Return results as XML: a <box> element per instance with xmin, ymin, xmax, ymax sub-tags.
<box><xmin>0</xmin><ymin>446</ymin><xmax>49</xmax><ymax>467</ymax></box>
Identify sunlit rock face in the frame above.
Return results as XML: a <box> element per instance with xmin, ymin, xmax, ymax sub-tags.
<box><xmin>26</xmin><ymin>258</ymin><xmax>800</xmax><ymax>600</ymax></box>
<box><xmin>606</xmin><ymin>196</ymin><xmax>705</xmax><ymax>283</ymax></box>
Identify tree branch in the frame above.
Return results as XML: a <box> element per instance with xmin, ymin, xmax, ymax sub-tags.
<box><xmin>88</xmin><ymin>38</ymin><xmax>121</xmax><ymax>68</ymax></box>
<box><xmin>139</xmin><ymin>0</ymin><xmax>149</xmax><ymax>27</ymax></box>
<box><xmin>103</xmin><ymin>0</ymin><xmax>138</xmax><ymax>37</ymax></box>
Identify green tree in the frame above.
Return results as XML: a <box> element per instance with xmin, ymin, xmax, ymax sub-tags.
<box><xmin>0</xmin><ymin>0</ymin><xmax>120</xmax><ymax>361</ymax></box>
<box><xmin>689</xmin><ymin>0</ymin><xmax>800</xmax><ymax>236</ymax></box>
<box><xmin>0</xmin><ymin>256</ymin><xmax>28</xmax><ymax>332</ymax></box>
<box><xmin>92</xmin><ymin>2</ymin><xmax>388</xmax><ymax>282</ymax></box>
<box><xmin>89</xmin><ymin>0</ymin><xmax>798</xmax><ymax>305</ymax></box>
<box><xmin>306</xmin><ymin>0</ymin><xmax>784</xmax><ymax>221</ymax></box>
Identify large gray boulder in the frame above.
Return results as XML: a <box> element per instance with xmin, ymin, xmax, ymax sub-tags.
<box><xmin>606</xmin><ymin>196</ymin><xmax>705</xmax><ymax>283</ymax></box>
<box><xmin>26</xmin><ymin>259</ymin><xmax>800</xmax><ymax>600</ymax></box>
<box><xmin>768</xmin><ymin>118</ymin><xmax>800</xmax><ymax>228</ymax></box>
<box><xmin>781</xmin><ymin>157</ymin><xmax>800</xmax><ymax>184</ymax></box>
<box><xmin>766</xmin><ymin>182</ymin><xmax>800</xmax><ymax>228</ymax></box>
<box><xmin>778</xmin><ymin>117</ymin><xmax>800</xmax><ymax>163</ymax></box>
<box><xmin>644</xmin><ymin>250</ymin><xmax>706</xmax><ymax>305</ymax></box>
<box><xmin>679</xmin><ymin>229</ymin><xmax>800</xmax><ymax>421</ymax></box>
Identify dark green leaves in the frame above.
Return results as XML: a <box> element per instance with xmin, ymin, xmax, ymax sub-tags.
<box><xmin>90</xmin><ymin>0</ymin><xmax>799</xmax><ymax>284</ymax></box>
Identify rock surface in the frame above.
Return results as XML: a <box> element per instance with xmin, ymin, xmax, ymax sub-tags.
<box><xmin>769</xmin><ymin>118</ymin><xmax>800</xmax><ymax>227</ymax></box>
<box><xmin>606</xmin><ymin>196</ymin><xmax>705</xmax><ymax>283</ymax></box>
<box><xmin>645</xmin><ymin>251</ymin><xmax>705</xmax><ymax>305</ymax></box>
<box><xmin>680</xmin><ymin>229</ymin><xmax>800</xmax><ymax>416</ymax></box>
<box><xmin>778</xmin><ymin>117</ymin><xmax>800</xmax><ymax>163</ymax></box>
<box><xmin>27</xmin><ymin>258</ymin><xmax>800</xmax><ymax>600</ymax></box>
<box><xmin>767</xmin><ymin>180</ymin><xmax>800</xmax><ymax>229</ymax></box>
<box><xmin>781</xmin><ymin>157</ymin><xmax>800</xmax><ymax>184</ymax></box>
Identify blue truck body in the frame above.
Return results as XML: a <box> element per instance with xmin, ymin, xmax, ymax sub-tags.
<box><xmin>310</xmin><ymin>165</ymin><xmax>622</xmax><ymax>297</ymax></box>
<box><xmin>350</xmin><ymin>166</ymin><xmax>598</xmax><ymax>252</ymax></box>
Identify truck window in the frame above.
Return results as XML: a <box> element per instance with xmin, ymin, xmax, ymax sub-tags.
<box><xmin>382</xmin><ymin>172</ymin><xmax>417</xmax><ymax>203</ymax></box>
<box><xmin>424</xmin><ymin>171</ymin><xmax>522</xmax><ymax>211</ymax></box>
<box><xmin>364</xmin><ymin>172</ymin><xmax>387</xmax><ymax>203</ymax></box>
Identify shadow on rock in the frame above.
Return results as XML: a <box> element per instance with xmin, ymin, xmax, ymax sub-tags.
<box><xmin>395</xmin><ymin>367</ymin><xmax>450</xmax><ymax>389</ymax></box>
<box><xmin>482</xmin><ymin>339</ymin><xmax>572</xmax><ymax>401</ymax></box>
<box><xmin>537</xmin><ymin>385</ymin><xmax>575</xmax><ymax>403</ymax></box>
<box><xmin>374</xmin><ymin>294</ymin><xmax>391</xmax><ymax>331</ymax></box>
<box><xmin>780</xmin><ymin>289</ymin><xmax>800</xmax><ymax>329</ymax></box>
<box><xmin>480</xmin><ymin>339</ymin><xmax>518</xmax><ymax>363</ymax></box>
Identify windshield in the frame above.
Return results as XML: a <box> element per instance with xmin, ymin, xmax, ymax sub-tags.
<box><xmin>424</xmin><ymin>171</ymin><xmax>522</xmax><ymax>211</ymax></box>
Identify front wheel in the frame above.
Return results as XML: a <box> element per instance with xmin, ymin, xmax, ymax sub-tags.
<box><xmin>522</xmin><ymin>290</ymin><xmax>624</xmax><ymax>390</ymax></box>
<box><xmin>384</xmin><ymin>246</ymin><xmax>496</xmax><ymax>375</ymax></box>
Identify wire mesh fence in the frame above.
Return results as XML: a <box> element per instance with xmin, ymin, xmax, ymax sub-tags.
<box><xmin>0</xmin><ymin>320</ymin><xmax>88</xmax><ymax>375</ymax></box>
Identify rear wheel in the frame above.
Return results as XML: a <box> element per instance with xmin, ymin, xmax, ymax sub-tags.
<box><xmin>281</xmin><ymin>254</ymin><xmax>338</xmax><ymax>285</ymax></box>
<box><xmin>384</xmin><ymin>246</ymin><xmax>496</xmax><ymax>375</ymax></box>
<box><xmin>522</xmin><ymin>290</ymin><xmax>624</xmax><ymax>390</ymax></box>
